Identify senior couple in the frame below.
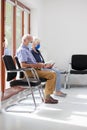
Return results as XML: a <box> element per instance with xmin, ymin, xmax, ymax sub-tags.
<box><xmin>16</xmin><ymin>34</ymin><xmax>67</xmax><ymax>104</ymax></box>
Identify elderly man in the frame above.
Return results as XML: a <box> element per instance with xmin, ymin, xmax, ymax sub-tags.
<box><xmin>16</xmin><ymin>34</ymin><xmax>58</xmax><ymax>104</ymax></box>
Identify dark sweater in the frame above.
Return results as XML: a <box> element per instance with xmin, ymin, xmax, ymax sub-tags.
<box><xmin>31</xmin><ymin>49</ymin><xmax>45</xmax><ymax>63</ymax></box>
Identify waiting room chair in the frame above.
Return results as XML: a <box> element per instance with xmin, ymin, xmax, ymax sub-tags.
<box><xmin>15</xmin><ymin>56</ymin><xmax>47</xmax><ymax>85</ymax></box>
<box><xmin>2</xmin><ymin>55</ymin><xmax>44</xmax><ymax>112</ymax></box>
<box><xmin>64</xmin><ymin>54</ymin><xmax>87</xmax><ymax>89</ymax></box>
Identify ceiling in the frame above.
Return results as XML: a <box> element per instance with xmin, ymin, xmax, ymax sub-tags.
<box><xmin>18</xmin><ymin>0</ymin><xmax>41</xmax><ymax>8</ymax></box>
<box><xmin>18</xmin><ymin>0</ymin><xmax>32</xmax><ymax>7</ymax></box>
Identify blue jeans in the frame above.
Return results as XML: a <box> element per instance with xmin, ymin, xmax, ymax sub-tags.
<box><xmin>43</xmin><ymin>68</ymin><xmax>61</xmax><ymax>91</ymax></box>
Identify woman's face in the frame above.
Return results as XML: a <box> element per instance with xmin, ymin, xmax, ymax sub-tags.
<box><xmin>36</xmin><ymin>42</ymin><xmax>40</xmax><ymax>47</ymax></box>
<box><xmin>33</xmin><ymin>41</ymin><xmax>40</xmax><ymax>49</ymax></box>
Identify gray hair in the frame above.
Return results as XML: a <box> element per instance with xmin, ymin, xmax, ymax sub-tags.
<box><xmin>34</xmin><ymin>38</ymin><xmax>40</xmax><ymax>43</ymax></box>
<box><xmin>22</xmin><ymin>34</ymin><xmax>30</xmax><ymax>43</ymax></box>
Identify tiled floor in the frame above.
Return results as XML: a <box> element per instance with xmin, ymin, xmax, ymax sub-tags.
<box><xmin>0</xmin><ymin>86</ymin><xmax>87</xmax><ymax>130</ymax></box>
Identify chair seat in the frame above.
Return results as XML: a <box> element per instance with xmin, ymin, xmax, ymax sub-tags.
<box><xmin>10</xmin><ymin>78</ymin><xmax>41</xmax><ymax>87</ymax></box>
<box><xmin>70</xmin><ymin>70</ymin><xmax>87</xmax><ymax>74</ymax></box>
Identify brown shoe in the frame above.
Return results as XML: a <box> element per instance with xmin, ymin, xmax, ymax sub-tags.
<box><xmin>45</xmin><ymin>96</ymin><xmax>58</xmax><ymax>104</ymax></box>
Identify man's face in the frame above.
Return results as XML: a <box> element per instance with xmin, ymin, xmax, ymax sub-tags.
<box><xmin>25</xmin><ymin>36</ymin><xmax>33</xmax><ymax>46</ymax></box>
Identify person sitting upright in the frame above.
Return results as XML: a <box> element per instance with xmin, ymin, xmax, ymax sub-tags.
<box><xmin>31</xmin><ymin>38</ymin><xmax>67</xmax><ymax>97</ymax></box>
<box><xmin>16</xmin><ymin>34</ymin><xmax>58</xmax><ymax>104</ymax></box>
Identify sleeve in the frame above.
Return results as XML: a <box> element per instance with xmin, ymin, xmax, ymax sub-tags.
<box><xmin>17</xmin><ymin>50</ymin><xmax>28</xmax><ymax>63</ymax></box>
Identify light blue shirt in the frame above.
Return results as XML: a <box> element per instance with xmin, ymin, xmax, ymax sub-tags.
<box><xmin>4</xmin><ymin>48</ymin><xmax>11</xmax><ymax>55</ymax></box>
<box><xmin>16</xmin><ymin>44</ymin><xmax>36</xmax><ymax>64</ymax></box>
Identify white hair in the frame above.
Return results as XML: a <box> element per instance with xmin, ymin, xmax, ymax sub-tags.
<box><xmin>33</xmin><ymin>38</ymin><xmax>40</xmax><ymax>44</ymax></box>
<box><xmin>22</xmin><ymin>34</ymin><xmax>30</xmax><ymax>43</ymax></box>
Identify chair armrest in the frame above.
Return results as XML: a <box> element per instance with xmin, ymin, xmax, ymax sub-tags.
<box><xmin>7</xmin><ymin>69</ymin><xmax>24</xmax><ymax>73</ymax></box>
<box><xmin>21</xmin><ymin>67</ymin><xmax>39</xmax><ymax>80</ymax></box>
<box><xmin>7</xmin><ymin>68</ymin><xmax>31</xmax><ymax>73</ymax></box>
<box><xmin>7</xmin><ymin>67</ymin><xmax>40</xmax><ymax>80</ymax></box>
<box><xmin>7</xmin><ymin>67</ymin><xmax>35</xmax><ymax>73</ymax></box>
<box><xmin>21</xmin><ymin>67</ymin><xmax>40</xmax><ymax>80</ymax></box>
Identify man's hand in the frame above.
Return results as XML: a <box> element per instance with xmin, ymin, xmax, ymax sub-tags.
<box><xmin>44</xmin><ymin>63</ymin><xmax>55</xmax><ymax>69</ymax></box>
<box><xmin>36</xmin><ymin>63</ymin><xmax>45</xmax><ymax>68</ymax></box>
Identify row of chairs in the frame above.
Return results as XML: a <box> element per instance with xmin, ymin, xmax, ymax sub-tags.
<box><xmin>1</xmin><ymin>54</ymin><xmax>87</xmax><ymax>112</ymax></box>
<box><xmin>1</xmin><ymin>55</ymin><xmax>46</xmax><ymax>113</ymax></box>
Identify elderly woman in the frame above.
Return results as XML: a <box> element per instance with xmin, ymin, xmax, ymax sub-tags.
<box><xmin>31</xmin><ymin>39</ymin><xmax>67</xmax><ymax>97</ymax></box>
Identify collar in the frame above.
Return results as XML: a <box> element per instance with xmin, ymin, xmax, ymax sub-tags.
<box><xmin>21</xmin><ymin>44</ymin><xmax>29</xmax><ymax>50</ymax></box>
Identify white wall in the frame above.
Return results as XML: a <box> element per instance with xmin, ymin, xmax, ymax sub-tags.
<box><xmin>21</xmin><ymin>0</ymin><xmax>87</xmax><ymax>85</ymax></box>
<box><xmin>23</xmin><ymin>0</ymin><xmax>44</xmax><ymax>38</ymax></box>
<box><xmin>42</xmin><ymin>0</ymin><xmax>87</xmax><ymax>68</ymax></box>
<box><xmin>19</xmin><ymin>0</ymin><xmax>44</xmax><ymax>38</ymax></box>
<box><xmin>21</xmin><ymin>0</ymin><xmax>47</xmax><ymax>58</ymax></box>
<box><xmin>41</xmin><ymin>0</ymin><xmax>87</xmax><ymax>85</ymax></box>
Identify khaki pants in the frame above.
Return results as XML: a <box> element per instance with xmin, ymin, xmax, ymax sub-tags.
<box><xmin>26</xmin><ymin>69</ymin><xmax>56</xmax><ymax>97</ymax></box>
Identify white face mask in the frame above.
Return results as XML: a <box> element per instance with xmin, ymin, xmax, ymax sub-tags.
<box><xmin>28</xmin><ymin>42</ymin><xmax>32</xmax><ymax>50</ymax></box>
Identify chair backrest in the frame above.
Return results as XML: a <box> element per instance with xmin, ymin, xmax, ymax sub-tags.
<box><xmin>2</xmin><ymin>55</ymin><xmax>17</xmax><ymax>81</ymax></box>
<box><xmin>71</xmin><ymin>55</ymin><xmax>87</xmax><ymax>70</ymax></box>
<box><xmin>15</xmin><ymin>56</ymin><xmax>24</xmax><ymax>78</ymax></box>
<box><xmin>15</xmin><ymin>56</ymin><xmax>21</xmax><ymax>68</ymax></box>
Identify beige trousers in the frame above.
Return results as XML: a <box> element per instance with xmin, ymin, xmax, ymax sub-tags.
<box><xmin>26</xmin><ymin>69</ymin><xmax>56</xmax><ymax>96</ymax></box>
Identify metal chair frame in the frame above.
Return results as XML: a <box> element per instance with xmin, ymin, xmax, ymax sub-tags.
<box><xmin>1</xmin><ymin>55</ymin><xmax>44</xmax><ymax>113</ymax></box>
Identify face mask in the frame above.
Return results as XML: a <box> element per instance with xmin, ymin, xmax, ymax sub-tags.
<box><xmin>28</xmin><ymin>42</ymin><xmax>32</xmax><ymax>50</ymax></box>
<box><xmin>35</xmin><ymin>44</ymin><xmax>40</xmax><ymax>50</ymax></box>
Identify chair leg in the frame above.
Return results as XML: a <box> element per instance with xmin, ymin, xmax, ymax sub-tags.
<box><xmin>41</xmin><ymin>86</ymin><xmax>45</xmax><ymax>100</ymax></box>
<box><xmin>30</xmin><ymin>88</ymin><xmax>37</xmax><ymax>108</ymax></box>
<box><xmin>24</xmin><ymin>72</ymin><xmax>37</xmax><ymax>110</ymax></box>
<box><xmin>38</xmin><ymin>85</ymin><xmax>44</xmax><ymax>102</ymax></box>
<box><xmin>18</xmin><ymin>86</ymin><xmax>44</xmax><ymax>105</ymax></box>
<box><xmin>67</xmin><ymin>73</ymin><xmax>71</xmax><ymax>89</ymax></box>
<box><xmin>64</xmin><ymin>73</ymin><xmax>67</xmax><ymax>89</ymax></box>
<box><xmin>3</xmin><ymin>87</ymin><xmax>43</xmax><ymax>113</ymax></box>
<box><xmin>4</xmin><ymin>104</ymin><xmax>36</xmax><ymax>113</ymax></box>
<box><xmin>3</xmin><ymin>88</ymin><xmax>37</xmax><ymax>113</ymax></box>
<box><xmin>64</xmin><ymin>73</ymin><xmax>68</xmax><ymax>89</ymax></box>
<box><xmin>64</xmin><ymin>72</ymin><xmax>70</xmax><ymax>89</ymax></box>
<box><xmin>4</xmin><ymin>94</ymin><xmax>37</xmax><ymax>113</ymax></box>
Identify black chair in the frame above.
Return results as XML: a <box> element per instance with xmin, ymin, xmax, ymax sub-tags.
<box><xmin>15</xmin><ymin>56</ymin><xmax>47</xmax><ymax>84</ymax></box>
<box><xmin>64</xmin><ymin>54</ymin><xmax>87</xmax><ymax>88</ymax></box>
<box><xmin>2</xmin><ymin>55</ymin><xmax>44</xmax><ymax>112</ymax></box>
